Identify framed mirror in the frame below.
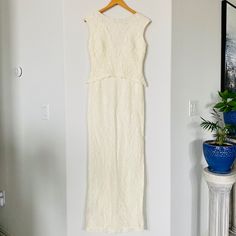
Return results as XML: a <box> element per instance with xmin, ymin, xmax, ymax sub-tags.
<box><xmin>221</xmin><ymin>0</ymin><xmax>236</xmax><ymax>92</ymax></box>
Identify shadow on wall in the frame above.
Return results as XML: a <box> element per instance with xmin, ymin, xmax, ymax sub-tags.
<box><xmin>188</xmin><ymin>92</ymin><xmax>220</xmax><ymax>236</ymax></box>
<box><xmin>0</xmin><ymin>1</ymin><xmax>33</xmax><ymax>235</ymax></box>
<box><xmin>0</xmin><ymin>0</ymin><xmax>15</xmax><ymax>233</ymax></box>
<box><xmin>0</xmin><ymin>1</ymin><xmax>67</xmax><ymax>235</ymax></box>
<box><xmin>0</xmin><ymin>1</ymin><xmax>35</xmax><ymax>235</ymax></box>
<box><xmin>189</xmin><ymin>139</ymin><xmax>203</xmax><ymax>236</ymax></box>
<box><xmin>188</xmin><ymin>112</ymin><xmax>205</xmax><ymax>236</ymax></box>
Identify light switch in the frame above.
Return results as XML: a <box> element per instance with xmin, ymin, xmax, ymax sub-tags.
<box><xmin>189</xmin><ymin>100</ymin><xmax>198</xmax><ymax>117</ymax></box>
<box><xmin>41</xmin><ymin>104</ymin><xmax>50</xmax><ymax>120</ymax></box>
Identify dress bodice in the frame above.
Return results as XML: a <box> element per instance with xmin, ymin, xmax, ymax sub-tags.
<box><xmin>85</xmin><ymin>11</ymin><xmax>151</xmax><ymax>86</ymax></box>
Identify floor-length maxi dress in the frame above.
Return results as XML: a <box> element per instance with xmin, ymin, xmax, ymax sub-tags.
<box><xmin>84</xmin><ymin>11</ymin><xmax>151</xmax><ymax>233</ymax></box>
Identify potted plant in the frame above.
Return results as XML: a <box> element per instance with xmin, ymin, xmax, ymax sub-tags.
<box><xmin>214</xmin><ymin>90</ymin><xmax>236</xmax><ymax>131</ymax></box>
<box><xmin>201</xmin><ymin>109</ymin><xmax>236</xmax><ymax>174</ymax></box>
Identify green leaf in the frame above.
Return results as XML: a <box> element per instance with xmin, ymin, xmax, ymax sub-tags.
<box><xmin>200</xmin><ymin>119</ymin><xmax>219</xmax><ymax>132</ymax></box>
<box><xmin>228</xmin><ymin>101</ymin><xmax>236</xmax><ymax>106</ymax></box>
<box><xmin>225</xmin><ymin>124</ymin><xmax>236</xmax><ymax>134</ymax></box>
<box><xmin>221</xmin><ymin>90</ymin><xmax>229</xmax><ymax>99</ymax></box>
<box><xmin>219</xmin><ymin>107</ymin><xmax>226</xmax><ymax>112</ymax></box>
<box><xmin>214</xmin><ymin>102</ymin><xmax>225</xmax><ymax>108</ymax></box>
<box><xmin>224</xmin><ymin>107</ymin><xmax>232</xmax><ymax>112</ymax></box>
<box><xmin>227</xmin><ymin>90</ymin><xmax>236</xmax><ymax>98</ymax></box>
<box><xmin>218</xmin><ymin>91</ymin><xmax>225</xmax><ymax>98</ymax></box>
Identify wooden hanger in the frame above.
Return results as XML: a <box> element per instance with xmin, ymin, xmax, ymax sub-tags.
<box><xmin>99</xmin><ymin>0</ymin><xmax>136</xmax><ymax>14</ymax></box>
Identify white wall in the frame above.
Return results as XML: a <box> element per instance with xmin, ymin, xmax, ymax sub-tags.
<box><xmin>0</xmin><ymin>0</ymin><xmax>11</xmax><ymax>230</ymax></box>
<box><xmin>0</xmin><ymin>0</ymin><xmax>67</xmax><ymax>236</ymax></box>
<box><xmin>63</xmin><ymin>0</ymin><xmax>172</xmax><ymax>236</ymax></box>
<box><xmin>171</xmin><ymin>0</ymin><xmax>222</xmax><ymax>236</ymax></box>
<box><xmin>0</xmin><ymin>0</ymin><xmax>225</xmax><ymax>235</ymax></box>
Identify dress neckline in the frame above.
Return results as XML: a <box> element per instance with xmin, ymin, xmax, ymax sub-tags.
<box><xmin>96</xmin><ymin>11</ymin><xmax>139</xmax><ymax>22</ymax></box>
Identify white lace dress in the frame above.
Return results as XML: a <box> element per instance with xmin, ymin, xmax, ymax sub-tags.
<box><xmin>84</xmin><ymin>11</ymin><xmax>151</xmax><ymax>233</ymax></box>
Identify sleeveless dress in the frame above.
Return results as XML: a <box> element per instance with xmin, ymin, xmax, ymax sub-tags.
<box><xmin>85</xmin><ymin>11</ymin><xmax>151</xmax><ymax>233</ymax></box>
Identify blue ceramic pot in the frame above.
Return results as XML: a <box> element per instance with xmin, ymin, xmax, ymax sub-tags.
<box><xmin>203</xmin><ymin>141</ymin><xmax>236</xmax><ymax>174</ymax></box>
<box><xmin>224</xmin><ymin>111</ymin><xmax>236</xmax><ymax>136</ymax></box>
<box><xmin>224</xmin><ymin>111</ymin><xmax>236</xmax><ymax>125</ymax></box>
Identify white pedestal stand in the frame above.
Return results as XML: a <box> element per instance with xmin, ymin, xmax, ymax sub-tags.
<box><xmin>230</xmin><ymin>184</ymin><xmax>236</xmax><ymax>235</ymax></box>
<box><xmin>203</xmin><ymin>168</ymin><xmax>236</xmax><ymax>236</ymax></box>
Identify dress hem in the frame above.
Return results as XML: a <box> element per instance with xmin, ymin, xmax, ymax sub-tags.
<box><xmin>84</xmin><ymin>226</ymin><xmax>145</xmax><ymax>233</ymax></box>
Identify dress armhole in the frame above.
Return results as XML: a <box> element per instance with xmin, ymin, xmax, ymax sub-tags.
<box><xmin>83</xmin><ymin>15</ymin><xmax>94</xmax><ymax>36</ymax></box>
<box><xmin>142</xmin><ymin>17</ymin><xmax>151</xmax><ymax>43</ymax></box>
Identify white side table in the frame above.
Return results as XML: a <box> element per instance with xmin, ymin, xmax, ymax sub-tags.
<box><xmin>203</xmin><ymin>168</ymin><xmax>236</xmax><ymax>236</ymax></box>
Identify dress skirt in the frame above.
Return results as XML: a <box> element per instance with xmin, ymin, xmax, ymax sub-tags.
<box><xmin>85</xmin><ymin>78</ymin><xmax>145</xmax><ymax>233</ymax></box>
